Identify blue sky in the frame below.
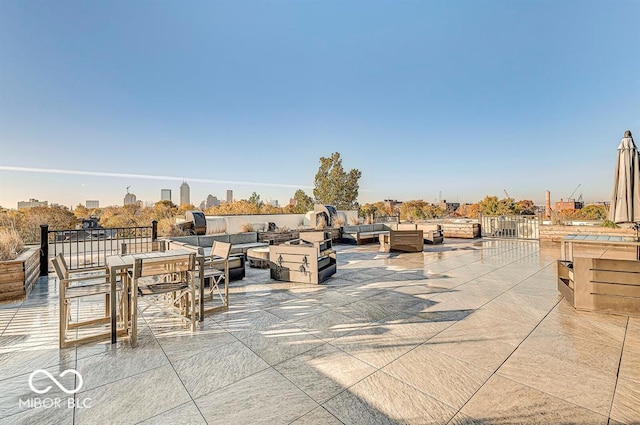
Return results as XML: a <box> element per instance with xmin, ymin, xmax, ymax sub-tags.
<box><xmin>1</xmin><ymin>0</ymin><xmax>639</xmax><ymax>209</ymax></box>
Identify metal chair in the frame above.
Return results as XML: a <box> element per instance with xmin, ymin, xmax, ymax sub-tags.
<box><xmin>129</xmin><ymin>253</ymin><xmax>196</xmax><ymax>347</ymax></box>
<box><xmin>52</xmin><ymin>253</ymin><xmax>123</xmax><ymax>348</ymax></box>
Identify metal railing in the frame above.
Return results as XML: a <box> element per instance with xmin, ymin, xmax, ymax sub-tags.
<box><xmin>40</xmin><ymin>221</ymin><xmax>157</xmax><ymax>274</ymax></box>
<box><xmin>479</xmin><ymin>214</ymin><xmax>540</xmax><ymax>240</ymax></box>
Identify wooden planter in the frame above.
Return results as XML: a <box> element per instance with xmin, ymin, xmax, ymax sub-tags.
<box><xmin>0</xmin><ymin>246</ymin><xmax>40</xmax><ymax>301</ymax></box>
<box><xmin>441</xmin><ymin>223</ymin><xmax>481</xmax><ymax>239</ymax></box>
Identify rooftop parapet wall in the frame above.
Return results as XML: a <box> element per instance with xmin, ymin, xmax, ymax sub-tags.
<box><xmin>203</xmin><ymin>211</ymin><xmax>358</xmax><ymax>235</ymax></box>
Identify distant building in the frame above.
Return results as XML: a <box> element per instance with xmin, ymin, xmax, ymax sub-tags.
<box><xmin>226</xmin><ymin>189</ymin><xmax>233</xmax><ymax>203</ymax></box>
<box><xmin>180</xmin><ymin>182</ymin><xmax>190</xmax><ymax>206</ymax></box>
<box><xmin>555</xmin><ymin>199</ymin><xmax>584</xmax><ymax>212</ymax></box>
<box><xmin>161</xmin><ymin>189</ymin><xmax>172</xmax><ymax>202</ymax></box>
<box><xmin>17</xmin><ymin>198</ymin><xmax>48</xmax><ymax>209</ymax></box>
<box><xmin>383</xmin><ymin>199</ymin><xmax>403</xmax><ymax>211</ymax></box>
<box><xmin>85</xmin><ymin>200</ymin><xmax>99</xmax><ymax>209</ymax></box>
<box><xmin>268</xmin><ymin>199</ymin><xmax>279</xmax><ymax>207</ymax></box>
<box><xmin>124</xmin><ymin>192</ymin><xmax>137</xmax><ymax>206</ymax></box>
<box><xmin>289</xmin><ymin>198</ymin><xmax>296</xmax><ymax>206</ymax></box>
<box><xmin>199</xmin><ymin>200</ymin><xmax>206</xmax><ymax>210</ymax></box>
<box><xmin>439</xmin><ymin>200</ymin><xmax>460</xmax><ymax>215</ymax></box>
<box><xmin>206</xmin><ymin>194</ymin><xmax>220</xmax><ymax>209</ymax></box>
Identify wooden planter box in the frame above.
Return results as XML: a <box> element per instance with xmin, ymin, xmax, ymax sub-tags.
<box><xmin>558</xmin><ymin>257</ymin><xmax>640</xmax><ymax>316</ymax></box>
<box><xmin>0</xmin><ymin>246</ymin><xmax>40</xmax><ymax>301</ymax></box>
<box><xmin>441</xmin><ymin>223</ymin><xmax>481</xmax><ymax>239</ymax></box>
<box><xmin>541</xmin><ymin>225</ymin><xmax>636</xmax><ymax>243</ymax></box>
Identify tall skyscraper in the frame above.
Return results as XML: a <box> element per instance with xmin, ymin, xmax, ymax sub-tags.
<box><xmin>124</xmin><ymin>192</ymin><xmax>137</xmax><ymax>205</ymax></box>
<box><xmin>226</xmin><ymin>189</ymin><xmax>233</xmax><ymax>203</ymax></box>
<box><xmin>206</xmin><ymin>194</ymin><xmax>220</xmax><ymax>208</ymax></box>
<box><xmin>180</xmin><ymin>181</ymin><xmax>191</xmax><ymax>206</ymax></box>
<box><xmin>161</xmin><ymin>189</ymin><xmax>172</xmax><ymax>202</ymax></box>
<box><xmin>85</xmin><ymin>200</ymin><xmax>99</xmax><ymax>209</ymax></box>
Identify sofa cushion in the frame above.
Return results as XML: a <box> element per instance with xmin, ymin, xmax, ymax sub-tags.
<box><xmin>359</xmin><ymin>225</ymin><xmax>374</xmax><ymax>233</ymax></box>
<box><xmin>209</xmin><ymin>256</ymin><xmax>244</xmax><ymax>270</ymax></box>
<box><xmin>359</xmin><ymin>231</ymin><xmax>389</xmax><ymax>238</ymax></box>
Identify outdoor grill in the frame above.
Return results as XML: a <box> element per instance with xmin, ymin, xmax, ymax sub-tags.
<box><xmin>183</xmin><ymin>211</ymin><xmax>207</xmax><ymax>235</ymax></box>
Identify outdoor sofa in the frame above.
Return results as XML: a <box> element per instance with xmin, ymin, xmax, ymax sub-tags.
<box><xmin>341</xmin><ymin>224</ymin><xmax>391</xmax><ymax>245</ymax></box>
<box><xmin>342</xmin><ymin>223</ymin><xmax>444</xmax><ymax>245</ymax></box>
<box><xmin>163</xmin><ymin>232</ymin><xmax>269</xmax><ymax>281</ymax></box>
<box><xmin>165</xmin><ymin>232</ymin><xmax>268</xmax><ymax>257</ymax></box>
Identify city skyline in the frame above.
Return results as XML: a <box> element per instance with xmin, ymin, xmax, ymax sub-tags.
<box><xmin>1</xmin><ymin>1</ymin><xmax>639</xmax><ymax>209</ymax></box>
<box><xmin>5</xmin><ymin>174</ymin><xmax>612</xmax><ymax>212</ymax></box>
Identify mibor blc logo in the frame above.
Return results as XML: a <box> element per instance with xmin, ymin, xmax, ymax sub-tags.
<box><xmin>20</xmin><ymin>369</ymin><xmax>91</xmax><ymax>410</ymax></box>
<box><xmin>29</xmin><ymin>369</ymin><xmax>83</xmax><ymax>394</ymax></box>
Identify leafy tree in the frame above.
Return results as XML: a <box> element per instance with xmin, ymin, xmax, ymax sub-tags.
<box><xmin>399</xmin><ymin>200</ymin><xmax>428</xmax><ymax>222</ymax></box>
<box><xmin>422</xmin><ymin>204</ymin><xmax>445</xmax><ymax>219</ymax></box>
<box><xmin>563</xmin><ymin>204</ymin><xmax>608</xmax><ymax>220</ymax></box>
<box><xmin>360</xmin><ymin>201</ymin><xmax>394</xmax><ymax>220</ymax></box>
<box><xmin>313</xmin><ymin>152</ymin><xmax>361</xmax><ymax>210</ymax></box>
<box><xmin>74</xmin><ymin>204</ymin><xmax>89</xmax><ymax>220</ymax></box>
<box><xmin>290</xmin><ymin>189</ymin><xmax>314</xmax><ymax>214</ymax></box>
<box><xmin>477</xmin><ymin>196</ymin><xmax>518</xmax><ymax>216</ymax></box>
<box><xmin>458</xmin><ymin>203</ymin><xmax>482</xmax><ymax>218</ymax></box>
<box><xmin>177</xmin><ymin>203</ymin><xmax>197</xmax><ymax>215</ymax></box>
<box><xmin>515</xmin><ymin>200</ymin><xmax>535</xmax><ymax>215</ymax></box>
<box><xmin>152</xmin><ymin>200</ymin><xmax>178</xmax><ymax>221</ymax></box>
<box><xmin>10</xmin><ymin>205</ymin><xmax>78</xmax><ymax>243</ymax></box>
<box><xmin>248</xmin><ymin>192</ymin><xmax>264</xmax><ymax>209</ymax></box>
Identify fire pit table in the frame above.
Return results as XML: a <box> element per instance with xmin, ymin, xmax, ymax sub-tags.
<box><xmin>247</xmin><ymin>247</ymin><xmax>270</xmax><ymax>269</ymax></box>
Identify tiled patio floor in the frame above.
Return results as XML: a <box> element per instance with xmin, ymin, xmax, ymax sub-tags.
<box><xmin>1</xmin><ymin>239</ymin><xmax>638</xmax><ymax>424</ymax></box>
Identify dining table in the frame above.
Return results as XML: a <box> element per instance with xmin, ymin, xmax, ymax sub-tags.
<box><xmin>106</xmin><ymin>249</ymin><xmax>205</xmax><ymax>343</ymax></box>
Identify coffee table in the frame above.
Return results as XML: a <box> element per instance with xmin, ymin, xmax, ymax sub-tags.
<box><xmin>247</xmin><ymin>247</ymin><xmax>270</xmax><ymax>268</ymax></box>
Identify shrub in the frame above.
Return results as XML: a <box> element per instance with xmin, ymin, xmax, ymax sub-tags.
<box><xmin>316</xmin><ymin>215</ymin><xmax>327</xmax><ymax>229</ymax></box>
<box><xmin>601</xmin><ymin>220</ymin><xmax>619</xmax><ymax>228</ymax></box>
<box><xmin>0</xmin><ymin>228</ymin><xmax>24</xmax><ymax>261</ymax></box>
<box><xmin>157</xmin><ymin>218</ymin><xmax>190</xmax><ymax>237</ymax></box>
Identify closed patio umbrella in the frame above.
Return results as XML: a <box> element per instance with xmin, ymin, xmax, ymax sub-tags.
<box><xmin>609</xmin><ymin>130</ymin><xmax>640</xmax><ymax>224</ymax></box>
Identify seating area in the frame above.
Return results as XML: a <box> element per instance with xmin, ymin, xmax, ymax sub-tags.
<box><xmin>341</xmin><ymin>223</ymin><xmax>391</xmax><ymax>244</ymax></box>
<box><xmin>164</xmin><ymin>237</ymin><xmax>247</xmax><ymax>281</ymax></box>
<box><xmin>1</xmin><ymin>239</ymin><xmax>638</xmax><ymax>424</ymax></box>
<box><xmin>165</xmin><ymin>232</ymin><xmax>269</xmax><ymax>257</ymax></box>
<box><xmin>342</xmin><ymin>223</ymin><xmax>445</xmax><ymax>246</ymax></box>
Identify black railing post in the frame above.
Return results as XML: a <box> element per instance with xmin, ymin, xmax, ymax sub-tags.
<box><xmin>151</xmin><ymin>220</ymin><xmax>158</xmax><ymax>241</ymax></box>
<box><xmin>40</xmin><ymin>224</ymin><xmax>49</xmax><ymax>276</ymax></box>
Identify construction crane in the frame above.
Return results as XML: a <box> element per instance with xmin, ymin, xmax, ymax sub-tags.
<box><xmin>126</xmin><ymin>185</ymin><xmax>131</xmax><ymax>194</ymax></box>
<box><xmin>567</xmin><ymin>184</ymin><xmax>581</xmax><ymax>201</ymax></box>
<box><xmin>503</xmin><ymin>189</ymin><xmax>511</xmax><ymax>199</ymax></box>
